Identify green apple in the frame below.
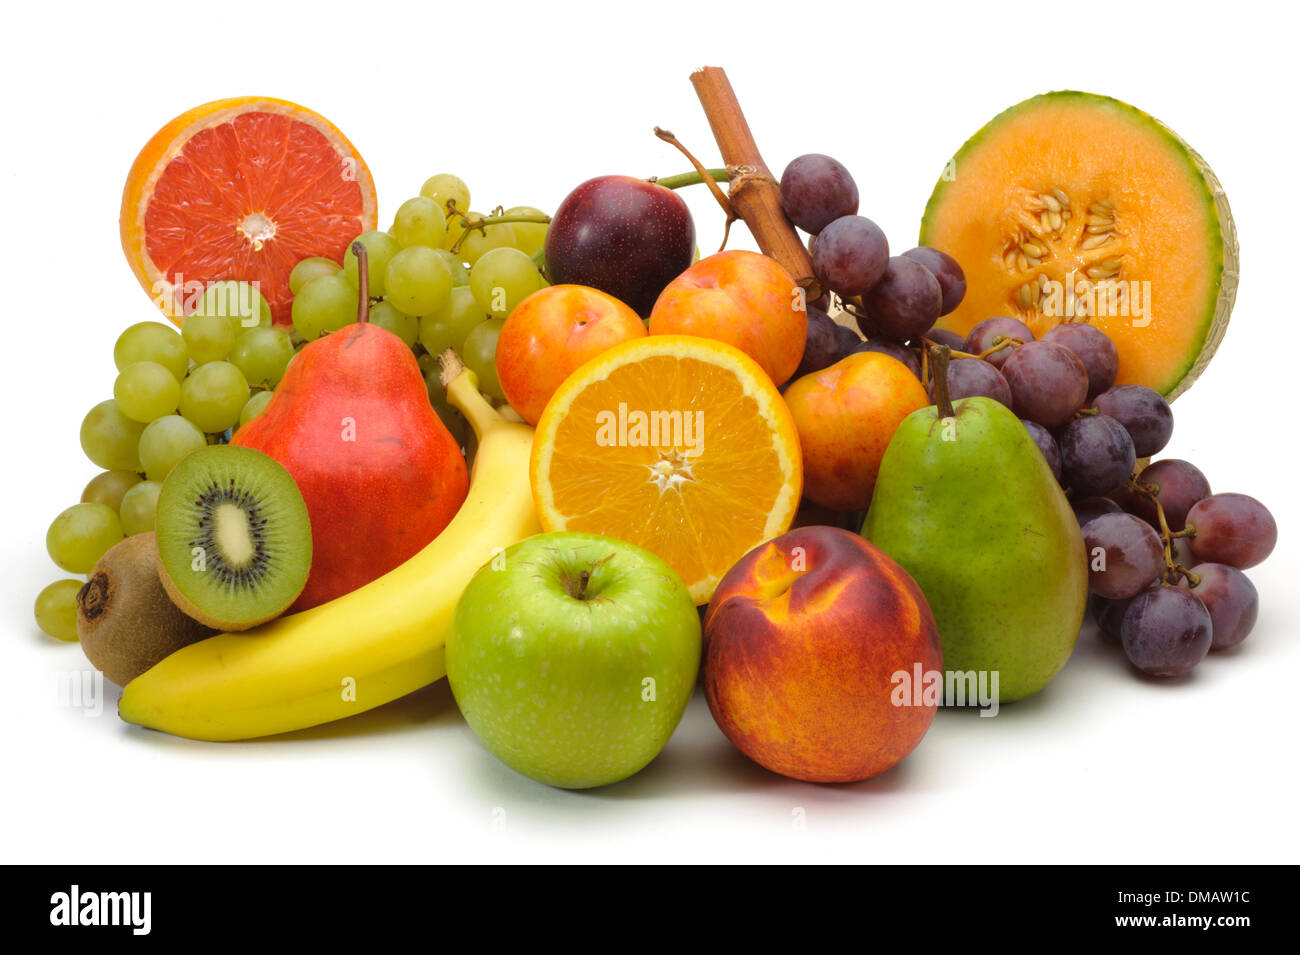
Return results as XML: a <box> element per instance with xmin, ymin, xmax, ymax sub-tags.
<box><xmin>446</xmin><ymin>532</ymin><xmax>701</xmax><ymax>789</ymax></box>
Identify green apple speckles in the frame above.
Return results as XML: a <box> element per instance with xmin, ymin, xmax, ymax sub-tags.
<box><xmin>446</xmin><ymin>532</ymin><xmax>701</xmax><ymax>789</ymax></box>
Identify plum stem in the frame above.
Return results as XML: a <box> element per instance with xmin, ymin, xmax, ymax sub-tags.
<box><xmin>351</xmin><ymin>241</ymin><xmax>370</xmax><ymax>325</ymax></box>
<box><xmin>652</xmin><ymin>168</ymin><xmax>731</xmax><ymax>190</ymax></box>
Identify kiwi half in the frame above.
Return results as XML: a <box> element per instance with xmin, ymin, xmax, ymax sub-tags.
<box><xmin>78</xmin><ymin>533</ymin><xmax>215</xmax><ymax>687</ymax></box>
<box><xmin>155</xmin><ymin>445</ymin><xmax>311</xmax><ymax>630</ymax></box>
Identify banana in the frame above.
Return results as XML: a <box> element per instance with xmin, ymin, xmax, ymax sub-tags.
<box><xmin>118</xmin><ymin>358</ymin><xmax>539</xmax><ymax>741</ymax></box>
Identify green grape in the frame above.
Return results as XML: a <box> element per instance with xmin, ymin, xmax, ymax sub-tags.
<box><xmin>292</xmin><ymin>273</ymin><xmax>357</xmax><ymax>340</ymax></box>
<box><xmin>433</xmin><ymin>248</ymin><xmax>471</xmax><ymax>286</ymax></box>
<box><xmin>343</xmin><ymin>230</ymin><xmax>401</xmax><ymax>296</ymax></box>
<box><xmin>113</xmin><ymin>360</ymin><xmax>181</xmax><ymax>422</ymax></box>
<box><xmin>470</xmin><ymin>246</ymin><xmax>548</xmax><ymax>320</ymax></box>
<box><xmin>179</xmin><ymin>361</ymin><xmax>249</xmax><ymax>433</ymax></box>
<box><xmin>419</xmin><ymin>286</ymin><xmax>488</xmax><ymax>356</ymax></box>
<box><xmin>80</xmin><ymin>400</ymin><xmax>147</xmax><ymax>471</ymax></box>
<box><xmin>368</xmin><ymin>300</ymin><xmax>420</xmax><ymax>348</ymax></box>
<box><xmin>391</xmin><ymin>196</ymin><xmax>448</xmax><ymax>249</ymax></box>
<box><xmin>190</xmin><ymin>280</ymin><xmax>272</xmax><ymax>334</ymax></box>
<box><xmin>238</xmin><ymin>390</ymin><xmax>274</xmax><ymax>429</ymax></box>
<box><xmin>138</xmin><ymin>415</ymin><xmax>206</xmax><ymax>481</ymax></box>
<box><xmin>35</xmin><ymin>579</ymin><xmax>83</xmax><ymax>642</ymax></box>
<box><xmin>81</xmin><ymin>469</ymin><xmax>142</xmax><ymax>511</ymax></box>
<box><xmin>420</xmin><ymin>173</ymin><xmax>471</xmax><ymax>217</ymax></box>
<box><xmin>463</xmin><ymin>318</ymin><xmax>506</xmax><ymax>400</ymax></box>
<box><xmin>46</xmin><ymin>502</ymin><xmax>124</xmax><ymax>574</ymax></box>
<box><xmin>114</xmin><ymin>321</ymin><xmax>190</xmax><ymax>381</ymax></box>
<box><xmin>455</xmin><ymin>214</ymin><xmax>518</xmax><ymax>267</ymax></box>
<box><xmin>505</xmin><ymin>205</ymin><xmax>549</xmax><ymax>258</ymax></box>
<box><xmin>181</xmin><ymin>312</ymin><xmax>236</xmax><ymax>364</ymax></box>
<box><xmin>289</xmin><ymin>256</ymin><xmax>342</xmax><ymax>295</ymax></box>
<box><xmin>118</xmin><ymin>480</ymin><xmax>162</xmax><ymax>536</ymax></box>
<box><xmin>417</xmin><ymin>352</ymin><xmax>439</xmax><ymax>376</ymax></box>
<box><xmin>385</xmin><ymin>246</ymin><xmax>453</xmax><ymax>317</ymax></box>
<box><xmin>230</xmin><ymin>327</ymin><xmax>294</xmax><ymax>387</ymax></box>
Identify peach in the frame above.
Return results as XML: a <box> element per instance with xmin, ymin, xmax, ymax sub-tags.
<box><xmin>648</xmin><ymin>249</ymin><xmax>806</xmax><ymax>386</ymax></box>
<box><xmin>495</xmin><ymin>284</ymin><xmax>646</xmax><ymax>425</ymax></box>
<box><xmin>703</xmin><ymin>526</ymin><xmax>942</xmax><ymax>783</ymax></box>
<box><xmin>783</xmin><ymin>351</ymin><xmax>929</xmax><ymax>510</ymax></box>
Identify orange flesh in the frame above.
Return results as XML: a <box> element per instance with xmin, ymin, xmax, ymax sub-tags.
<box><xmin>923</xmin><ymin>95</ymin><xmax>1225</xmax><ymax>396</ymax></box>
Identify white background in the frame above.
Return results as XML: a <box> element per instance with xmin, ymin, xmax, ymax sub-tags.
<box><xmin>2</xmin><ymin>0</ymin><xmax>1295</xmax><ymax>863</ymax></box>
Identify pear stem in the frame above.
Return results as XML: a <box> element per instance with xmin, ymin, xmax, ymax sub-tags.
<box><xmin>930</xmin><ymin>345</ymin><xmax>955</xmax><ymax>419</ymax></box>
<box><xmin>351</xmin><ymin>241</ymin><xmax>371</xmax><ymax>325</ymax></box>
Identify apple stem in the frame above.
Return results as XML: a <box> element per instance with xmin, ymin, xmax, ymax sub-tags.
<box><xmin>652</xmin><ymin>168</ymin><xmax>730</xmax><ymax>190</ymax></box>
<box><xmin>930</xmin><ymin>345</ymin><xmax>956</xmax><ymax>420</ymax></box>
<box><xmin>577</xmin><ymin>570</ymin><xmax>590</xmax><ymax>600</ymax></box>
<box><xmin>351</xmin><ymin>241</ymin><xmax>371</xmax><ymax>325</ymax></box>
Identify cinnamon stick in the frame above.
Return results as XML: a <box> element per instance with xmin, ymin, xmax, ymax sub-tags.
<box><xmin>689</xmin><ymin>67</ymin><xmax>820</xmax><ymax>299</ymax></box>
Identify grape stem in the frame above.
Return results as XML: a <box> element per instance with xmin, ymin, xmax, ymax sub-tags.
<box><xmin>351</xmin><ymin>241</ymin><xmax>371</xmax><ymax>325</ymax></box>
<box><xmin>652</xmin><ymin>168</ymin><xmax>731</xmax><ymax>190</ymax></box>
<box><xmin>930</xmin><ymin>345</ymin><xmax>956</xmax><ymax>419</ymax></box>
<box><xmin>445</xmin><ymin>211</ymin><xmax>553</xmax><ymax>255</ymax></box>
<box><xmin>1126</xmin><ymin>477</ymin><xmax>1200</xmax><ymax>586</ymax></box>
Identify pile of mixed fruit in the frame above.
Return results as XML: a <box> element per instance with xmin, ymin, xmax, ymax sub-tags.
<box><xmin>32</xmin><ymin>73</ymin><xmax>1277</xmax><ymax>788</ymax></box>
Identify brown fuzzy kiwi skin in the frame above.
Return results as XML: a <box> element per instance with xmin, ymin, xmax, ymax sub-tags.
<box><xmin>77</xmin><ymin>533</ymin><xmax>216</xmax><ymax>688</ymax></box>
<box><xmin>154</xmin><ymin>550</ymin><xmax>285</xmax><ymax>632</ymax></box>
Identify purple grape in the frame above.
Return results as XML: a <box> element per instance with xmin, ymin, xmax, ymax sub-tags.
<box><xmin>851</xmin><ymin>339</ymin><xmax>921</xmax><ymax>379</ymax></box>
<box><xmin>964</xmin><ymin>317</ymin><xmax>1035</xmax><ymax>368</ymax></box>
<box><xmin>1073</xmin><ymin>496</ymin><xmax>1122</xmax><ymax>528</ymax></box>
<box><xmin>1058</xmin><ymin>413</ymin><xmax>1135</xmax><ymax>498</ymax></box>
<box><xmin>1185</xmin><ymin>493</ymin><xmax>1277</xmax><ymax>569</ymax></box>
<box><xmin>936</xmin><ymin>358</ymin><xmax>1011</xmax><ymax>406</ymax></box>
<box><xmin>779</xmin><ymin>155</ymin><xmax>859</xmax><ymax>235</ymax></box>
<box><xmin>918</xmin><ymin>327</ymin><xmax>966</xmax><ymax>352</ymax></box>
<box><xmin>834</xmin><ymin>322</ymin><xmax>862</xmax><ymax>359</ymax></box>
<box><xmin>811</xmin><ymin>216</ymin><xmax>889</xmax><ymax>297</ymax></box>
<box><xmin>1169</xmin><ymin>535</ymin><xmax>1195</xmax><ymax>570</ymax></box>
<box><xmin>1022</xmin><ymin>419</ymin><xmax>1061</xmax><ymax>480</ymax></box>
<box><xmin>1091</xmin><ymin>384</ymin><xmax>1173</xmax><ymax>457</ymax></box>
<box><xmin>858</xmin><ymin>256</ymin><xmax>943</xmax><ymax>342</ymax></box>
<box><xmin>1095</xmin><ymin>594</ymin><xmax>1133</xmax><ymax>642</ymax></box>
<box><xmin>1041</xmin><ymin>323</ymin><xmax>1119</xmax><ymax>400</ymax></box>
<box><xmin>1081</xmin><ymin>512</ymin><xmax>1165</xmax><ymax>600</ymax></box>
<box><xmin>794</xmin><ymin>306</ymin><xmax>843</xmax><ymax>379</ymax></box>
<box><xmin>901</xmin><ymin>247</ymin><xmax>966</xmax><ymax>315</ymax></box>
<box><xmin>1120</xmin><ymin>584</ymin><xmax>1213</xmax><ymax>677</ymax></box>
<box><xmin>1002</xmin><ymin>341</ymin><xmax>1089</xmax><ymax>429</ymax></box>
<box><xmin>1130</xmin><ymin>459</ymin><xmax>1211</xmax><ymax>532</ymax></box>
<box><xmin>1178</xmin><ymin>563</ymin><xmax>1258</xmax><ymax>651</ymax></box>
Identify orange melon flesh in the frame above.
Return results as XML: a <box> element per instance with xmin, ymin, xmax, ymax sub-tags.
<box><xmin>920</xmin><ymin>91</ymin><xmax>1237</xmax><ymax>399</ymax></box>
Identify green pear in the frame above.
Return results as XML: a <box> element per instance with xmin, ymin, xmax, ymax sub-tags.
<box><xmin>861</xmin><ymin>370</ymin><xmax>1087</xmax><ymax>703</ymax></box>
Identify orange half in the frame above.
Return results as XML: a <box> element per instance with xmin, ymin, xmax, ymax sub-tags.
<box><xmin>120</xmin><ymin>96</ymin><xmax>378</xmax><ymax>325</ymax></box>
<box><xmin>531</xmin><ymin>335</ymin><xmax>803</xmax><ymax>604</ymax></box>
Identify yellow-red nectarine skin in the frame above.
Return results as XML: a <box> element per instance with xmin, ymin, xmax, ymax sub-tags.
<box><xmin>495</xmin><ymin>284</ymin><xmax>646</xmax><ymax>425</ymax></box>
<box><xmin>703</xmin><ymin>526</ymin><xmax>942</xmax><ymax>784</ymax></box>
<box><xmin>648</xmin><ymin>250</ymin><xmax>806</xmax><ymax>386</ymax></box>
<box><xmin>783</xmin><ymin>352</ymin><xmax>929</xmax><ymax>510</ymax></box>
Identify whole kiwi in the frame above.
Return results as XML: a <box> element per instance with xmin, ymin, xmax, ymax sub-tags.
<box><xmin>77</xmin><ymin>532</ymin><xmax>215</xmax><ymax>687</ymax></box>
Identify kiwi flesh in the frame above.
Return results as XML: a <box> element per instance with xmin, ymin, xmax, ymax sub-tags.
<box><xmin>77</xmin><ymin>532</ymin><xmax>215</xmax><ymax>687</ymax></box>
<box><xmin>154</xmin><ymin>445</ymin><xmax>311</xmax><ymax>630</ymax></box>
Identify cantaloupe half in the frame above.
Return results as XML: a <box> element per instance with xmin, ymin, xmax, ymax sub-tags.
<box><xmin>920</xmin><ymin>91</ymin><xmax>1238</xmax><ymax>400</ymax></box>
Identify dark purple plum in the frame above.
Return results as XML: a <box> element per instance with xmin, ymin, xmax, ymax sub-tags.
<box><xmin>1185</xmin><ymin>493</ymin><xmax>1277</xmax><ymax>569</ymax></box>
<box><xmin>858</xmin><ymin>256</ymin><xmax>943</xmax><ymax>342</ymax></box>
<box><xmin>964</xmin><ymin>316</ymin><xmax>1035</xmax><ymax>368</ymax></box>
<box><xmin>1041</xmin><ymin>322</ymin><xmax>1119</xmax><ymax>400</ymax></box>
<box><xmin>1091</xmin><ymin>384</ymin><xmax>1173</xmax><ymax>457</ymax></box>
<box><xmin>794</xmin><ymin>306</ymin><xmax>844</xmax><ymax>379</ymax></box>
<box><xmin>1178</xmin><ymin>563</ymin><xmax>1259</xmax><ymax>650</ymax></box>
<box><xmin>545</xmin><ymin>175</ymin><xmax>694</xmax><ymax>317</ymax></box>
<box><xmin>1130</xmin><ymin>459</ymin><xmax>1211</xmax><ymax>532</ymax></box>
<box><xmin>834</xmin><ymin>322</ymin><xmax>862</xmax><ymax>359</ymax></box>
<box><xmin>901</xmin><ymin>247</ymin><xmax>966</xmax><ymax>315</ymax></box>
<box><xmin>1002</xmin><ymin>341</ymin><xmax>1089</xmax><ymax>429</ymax></box>
<box><xmin>1120</xmin><ymin>585</ymin><xmax>1213</xmax><ymax>677</ymax></box>
<box><xmin>811</xmin><ymin>216</ymin><xmax>889</xmax><ymax>297</ymax></box>
<box><xmin>1081</xmin><ymin>512</ymin><xmax>1165</xmax><ymax>600</ymax></box>
<box><xmin>779</xmin><ymin>154</ymin><xmax>859</xmax><ymax>235</ymax></box>
<box><xmin>1022</xmin><ymin>419</ymin><xmax>1061</xmax><ymax>480</ymax></box>
<box><xmin>1058</xmin><ymin>413</ymin><xmax>1135</xmax><ymax>498</ymax></box>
